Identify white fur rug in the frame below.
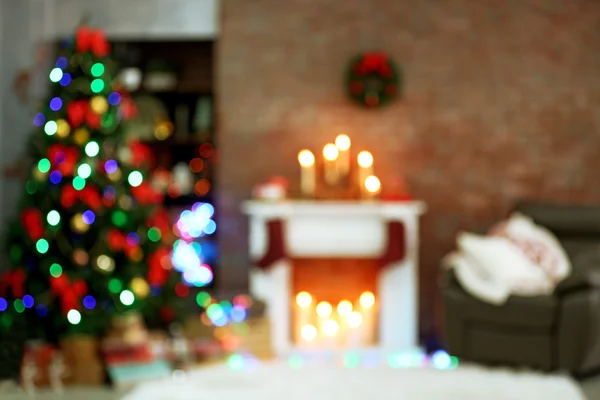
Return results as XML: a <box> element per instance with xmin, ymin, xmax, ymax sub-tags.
<box><xmin>123</xmin><ymin>360</ymin><xmax>586</xmax><ymax>400</ymax></box>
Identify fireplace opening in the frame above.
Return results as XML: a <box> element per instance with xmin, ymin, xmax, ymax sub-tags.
<box><xmin>291</xmin><ymin>258</ymin><xmax>382</xmax><ymax>348</ymax></box>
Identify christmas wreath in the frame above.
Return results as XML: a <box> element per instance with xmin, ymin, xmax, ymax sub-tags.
<box><xmin>345</xmin><ymin>52</ymin><xmax>402</xmax><ymax>108</ymax></box>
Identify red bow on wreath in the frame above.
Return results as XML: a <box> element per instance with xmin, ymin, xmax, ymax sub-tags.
<box><xmin>61</xmin><ymin>184</ymin><xmax>102</xmax><ymax>211</ymax></box>
<box><xmin>147</xmin><ymin>247</ymin><xmax>173</xmax><ymax>286</ymax></box>
<box><xmin>21</xmin><ymin>209</ymin><xmax>45</xmax><ymax>241</ymax></box>
<box><xmin>76</xmin><ymin>26</ymin><xmax>110</xmax><ymax>57</ymax></box>
<box><xmin>0</xmin><ymin>269</ymin><xmax>26</xmax><ymax>298</ymax></box>
<box><xmin>51</xmin><ymin>275</ymin><xmax>88</xmax><ymax>314</ymax></box>
<box><xmin>355</xmin><ymin>52</ymin><xmax>393</xmax><ymax>77</ymax></box>
<box><xmin>67</xmin><ymin>100</ymin><xmax>101</xmax><ymax>130</ymax></box>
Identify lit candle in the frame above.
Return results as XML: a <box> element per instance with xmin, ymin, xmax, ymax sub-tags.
<box><xmin>359</xmin><ymin>291</ymin><xmax>376</xmax><ymax>346</ymax></box>
<box><xmin>316</xmin><ymin>301</ymin><xmax>333</xmax><ymax>346</ymax></box>
<box><xmin>364</xmin><ymin>175</ymin><xmax>381</xmax><ymax>199</ymax></box>
<box><xmin>335</xmin><ymin>134</ymin><xmax>351</xmax><ymax>178</ymax></box>
<box><xmin>323</xmin><ymin>144</ymin><xmax>339</xmax><ymax>186</ymax></box>
<box><xmin>298</xmin><ymin>150</ymin><xmax>316</xmax><ymax>197</ymax></box>
<box><xmin>357</xmin><ymin>151</ymin><xmax>373</xmax><ymax>198</ymax></box>
<box><xmin>296</xmin><ymin>292</ymin><xmax>313</xmax><ymax>344</ymax></box>
<box><xmin>322</xmin><ymin>319</ymin><xmax>339</xmax><ymax>348</ymax></box>
<box><xmin>346</xmin><ymin>311</ymin><xmax>363</xmax><ymax>349</ymax></box>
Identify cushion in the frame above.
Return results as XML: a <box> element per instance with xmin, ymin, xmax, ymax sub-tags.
<box><xmin>490</xmin><ymin>213</ymin><xmax>571</xmax><ymax>284</ymax></box>
<box><xmin>457</xmin><ymin>232</ymin><xmax>553</xmax><ymax>297</ymax></box>
<box><xmin>442</xmin><ymin>252</ymin><xmax>510</xmax><ymax>305</ymax></box>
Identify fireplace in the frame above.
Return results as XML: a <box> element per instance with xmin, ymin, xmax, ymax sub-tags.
<box><xmin>243</xmin><ymin>200</ymin><xmax>426</xmax><ymax>355</ymax></box>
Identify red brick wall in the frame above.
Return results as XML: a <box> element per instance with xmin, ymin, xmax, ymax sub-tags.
<box><xmin>217</xmin><ymin>0</ymin><xmax>600</xmax><ymax>334</ymax></box>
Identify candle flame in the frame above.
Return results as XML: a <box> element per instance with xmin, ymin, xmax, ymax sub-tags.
<box><xmin>337</xmin><ymin>300</ymin><xmax>353</xmax><ymax>317</ymax></box>
<box><xmin>347</xmin><ymin>311</ymin><xmax>363</xmax><ymax>328</ymax></box>
<box><xmin>322</xmin><ymin>319</ymin><xmax>339</xmax><ymax>336</ymax></box>
<box><xmin>301</xmin><ymin>324</ymin><xmax>318</xmax><ymax>342</ymax></box>
<box><xmin>323</xmin><ymin>144</ymin><xmax>339</xmax><ymax>161</ymax></box>
<box><xmin>296</xmin><ymin>291</ymin><xmax>312</xmax><ymax>308</ymax></box>
<box><xmin>316</xmin><ymin>301</ymin><xmax>332</xmax><ymax>318</ymax></box>
<box><xmin>335</xmin><ymin>134</ymin><xmax>351</xmax><ymax>151</ymax></box>
<box><xmin>365</xmin><ymin>176</ymin><xmax>381</xmax><ymax>193</ymax></box>
<box><xmin>357</xmin><ymin>151</ymin><xmax>373</xmax><ymax>168</ymax></box>
<box><xmin>359</xmin><ymin>291</ymin><xmax>375</xmax><ymax>309</ymax></box>
<box><xmin>298</xmin><ymin>150</ymin><xmax>315</xmax><ymax>167</ymax></box>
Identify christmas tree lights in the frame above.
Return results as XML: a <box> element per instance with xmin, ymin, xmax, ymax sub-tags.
<box><xmin>0</xmin><ymin>26</ymin><xmax>184</xmax><ymax>335</ymax></box>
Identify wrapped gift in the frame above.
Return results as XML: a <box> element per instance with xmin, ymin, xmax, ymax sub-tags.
<box><xmin>60</xmin><ymin>335</ymin><xmax>105</xmax><ymax>386</ymax></box>
<box><xmin>21</xmin><ymin>341</ymin><xmax>57</xmax><ymax>387</ymax></box>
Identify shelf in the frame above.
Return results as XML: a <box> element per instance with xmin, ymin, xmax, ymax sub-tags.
<box><xmin>144</xmin><ymin>137</ymin><xmax>212</xmax><ymax>149</ymax></box>
<box><xmin>164</xmin><ymin>194</ymin><xmax>214</xmax><ymax>207</ymax></box>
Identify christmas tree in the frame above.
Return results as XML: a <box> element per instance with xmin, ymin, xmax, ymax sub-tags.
<box><xmin>0</xmin><ymin>26</ymin><xmax>187</xmax><ymax>339</ymax></box>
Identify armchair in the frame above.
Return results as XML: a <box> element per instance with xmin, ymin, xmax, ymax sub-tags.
<box><xmin>441</xmin><ymin>203</ymin><xmax>600</xmax><ymax>374</ymax></box>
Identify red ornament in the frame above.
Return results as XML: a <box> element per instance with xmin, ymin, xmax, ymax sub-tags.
<box><xmin>66</xmin><ymin>100</ymin><xmax>101</xmax><ymax>129</ymax></box>
<box><xmin>50</xmin><ymin>275</ymin><xmax>88</xmax><ymax>314</ymax></box>
<box><xmin>147</xmin><ymin>248</ymin><xmax>172</xmax><ymax>286</ymax></box>
<box><xmin>131</xmin><ymin>182</ymin><xmax>164</xmax><ymax>205</ymax></box>
<box><xmin>75</xmin><ymin>26</ymin><xmax>110</xmax><ymax>57</ymax></box>
<box><xmin>147</xmin><ymin>208</ymin><xmax>171</xmax><ymax>236</ymax></box>
<box><xmin>60</xmin><ymin>185</ymin><xmax>79</xmax><ymax>208</ymax></box>
<box><xmin>120</xmin><ymin>96</ymin><xmax>138</xmax><ymax>120</ymax></box>
<box><xmin>128</xmin><ymin>141</ymin><xmax>154</xmax><ymax>168</ymax></box>
<box><xmin>356</xmin><ymin>52</ymin><xmax>391</xmax><ymax>76</ymax></box>
<box><xmin>21</xmin><ymin>209</ymin><xmax>45</xmax><ymax>240</ymax></box>
<box><xmin>79</xmin><ymin>185</ymin><xmax>102</xmax><ymax>211</ymax></box>
<box><xmin>107</xmin><ymin>229</ymin><xmax>127</xmax><ymax>252</ymax></box>
<box><xmin>160</xmin><ymin>306</ymin><xmax>175</xmax><ymax>322</ymax></box>
<box><xmin>0</xmin><ymin>269</ymin><xmax>26</xmax><ymax>298</ymax></box>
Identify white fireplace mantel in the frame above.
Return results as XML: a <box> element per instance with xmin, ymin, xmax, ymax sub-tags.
<box><xmin>242</xmin><ymin>200</ymin><xmax>427</xmax><ymax>355</ymax></box>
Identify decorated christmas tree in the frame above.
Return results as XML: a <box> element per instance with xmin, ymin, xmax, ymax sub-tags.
<box><xmin>0</xmin><ymin>26</ymin><xmax>187</xmax><ymax>339</ymax></box>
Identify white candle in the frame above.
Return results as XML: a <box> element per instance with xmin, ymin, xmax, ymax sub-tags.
<box><xmin>322</xmin><ymin>144</ymin><xmax>339</xmax><ymax>186</ymax></box>
<box><xmin>298</xmin><ymin>150</ymin><xmax>316</xmax><ymax>197</ymax></box>
<box><xmin>364</xmin><ymin>175</ymin><xmax>381</xmax><ymax>200</ymax></box>
<box><xmin>359</xmin><ymin>291</ymin><xmax>376</xmax><ymax>346</ymax></box>
<box><xmin>335</xmin><ymin>134</ymin><xmax>351</xmax><ymax>178</ymax></box>
<box><xmin>346</xmin><ymin>311</ymin><xmax>364</xmax><ymax>349</ymax></box>
<box><xmin>357</xmin><ymin>151</ymin><xmax>373</xmax><ymax>198</ymax></box>
<box><xmin>295</xmin><ymin>292</ymin><xmax>313</xmax><ymax>344</ymax></box>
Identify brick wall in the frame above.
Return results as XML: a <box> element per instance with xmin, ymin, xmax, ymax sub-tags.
<box><xmin>217</xmin><ymin>0</ymin><xmax>600</xmax><ymax>334</ymax></box>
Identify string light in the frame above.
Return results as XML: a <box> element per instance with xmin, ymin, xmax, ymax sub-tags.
<box><xmin>36</xmin><ymin>239</ymin><xmax>49</xmax><ymax>254</ymax></box>
<box><xmin>49</xmin><ymin>68</ymin><xmax>63</xmax><ymax>82</ymax></box>
<box><xmin>147</xmin><ymin>227</ymin><xmax>161</xmax><ymax>242</ymax></box>
<box><xmin>107</xmin><ymin>92</ymin><xmax>121</xmax><ymax>106</ymax></box>
<box><xmin>96</xmin><ymin>255</ymin><xmax>115</xmax><ymax>272</ymax></box>
<box><xmin>56</xmin><ymin>119</ymin><xmax>70</xmax><ymax>138</ymax></box>
<box><xmin>90</xmin><ymin>79</ymin><xmax>104</xmax><ymax>93</ymax></box>
<box><xmin>67</xmin><ymin>309</ymin><xmax>81</xmax><ymax>325</ymax></box>
<box><xmin>108</xmin><ymin>278</ymin><xmax>122</xmax><ymax>293</ymax></box>
<box><xmin>104</xmin><ymin>160</ymin><xmax>118</xmax><ymax>174</ymax></box>
<box><xmin>0</xmin><ymin>298</ymin><xmax>7</xmax><ymax>312</ymax></box>
<box><xmin>38</xmin><ymin>158</ymin><xmax>51</xmax><ymax>173</ymax></box>
<box><xmin>22</xmin><ymin>295</ymin><xmax>34</xmax><ymax>309</ymax></box>
<box><xmin>82</xmin><ymin>210</ymin><xmax>96</xmax><ymax>224</ymax></box>
<box><xmin>44</xmin><ymin>121</ymin><xmax>58</xmax><ymax>136</ymax></box>
<box><xmin>55</xmin><ymin>57</ymin><xmax>68</xmax><ymax>69</ymax></box>
<box><xmin>47</xmin><ymin>210</ymin><xmax>61</xmax><ymax>226</ymax></box>
<box><xmin>49</xmin><ymin>97</ymin><xmax>63</xmax><ymax>111</ymax></box>
<box><xmin>49</xmin><ymin>263</ymin><xmax>63</xmax><ymax>278</ymax></box>
<box><xmin>13</xmin><ymin>299</ymin><xmax>25</xmax><ymax>313</ymax></box>
<box><xmin>120</xmin><ymin>290</ymin><xmax>135</xmax><ymax>306</ymax></box>
<box><xmin>85</xmin><ymin>141</ymin><xmax>100</xmax><ymax>157</ymax></box>
<box><xmin>196</xmin><ymin>292</ymin><xmax>211</xmax><ymax>307</ymax></box>
<box><xmin>49</xmin><ymin>171</ymin><xmax>62</xmax><ymax>184</ymax></box>
<box><xmin>91</xmin><ymin>63</ymin><xmax>105</xmax><ymax>77</ymax></box>
<box><xmin>36</xmin><ymin>305</ymin><xmax>48</xmax><ymax>317</ymax></box>
<box><xmin>33</xmin><ymin>113</ymin><xmax>45</xmax><ymax>127</ymax></box>
<box><xmin>77</xmin><ymin>163</ymin><xmax>92</xmax><ymax>179</ymax></box>
<box><xmin>128</xmin><ymin>171</ymin><xmax>143</xmax><ymax>187</ymax></box>
<box><xmin>59</xmin><ymin>73</ymin><xmax>72</xmax><ymax>87</ymax></box>
<box><xmin>73</xmin><ymin>176</ymin><xmax>86</xmax><ymax>191</ymax></box>
<box><xmin>83</xmin><ymin>295</ymin><xmax>96</xmax><ymax>309</ymax></box>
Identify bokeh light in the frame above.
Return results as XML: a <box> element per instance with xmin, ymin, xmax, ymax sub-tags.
<box><xmin>67</xmin><ymin>309</ymin><xmax>81</xmax><ymax>324</ymax></box>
